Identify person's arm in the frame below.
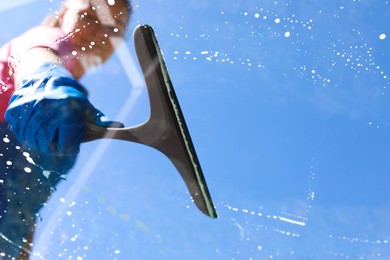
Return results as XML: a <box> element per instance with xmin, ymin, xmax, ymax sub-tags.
<box><xmin>13</xmin><ymin>47</ymin><xmax>67</xmax><ymax>86</ymax></box>
<box><xmin>6</xmin><ymin>47</ymin><xmax>123</xmax><ymax>158</ymax></box>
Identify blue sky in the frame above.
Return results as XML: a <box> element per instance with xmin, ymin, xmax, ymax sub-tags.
<box><xmin>1</xmin><ymin>0</ymin><xmax>390</xmax><ymax>258</ymax></box>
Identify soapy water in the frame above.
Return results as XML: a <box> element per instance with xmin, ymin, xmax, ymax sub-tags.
<box><xmin>1</xmin><ymin>0</ymin><xmax>390</xmax><ymax>258</ymax></box>
<box><xmin>166</xmin><ymin>1</ymin><xmax>389</xmax><ymax>93</ymax></box>
<box><xmin>1</xmin><ymin>132</ymin><xmax>316</xmax><ymax>258</ymax></box>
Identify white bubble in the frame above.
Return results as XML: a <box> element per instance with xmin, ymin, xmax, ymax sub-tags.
<box><xmin>24</xmin><ymin>167</ymin><xmax>32</xmax><ymax>173</ymax></box>
<box><xmin>72</xmin><ymin>51</ymin><xmax>78</xmax><ymax>56</ymax></box>
<box><xmin>254</xmin><ymin>13</ymin><xmax>260</xmax><ymax>18</ymax></box>
<box><xmin>284</xmin><ymin>31</ymin><xmax>291</xmax><ymax>38</ymax></box>
<box><xmin>66</xmin><ymin>211</ymin><xmax>72</xmax><ymax>216</ymax></box>
<box><xmin>26</xmin><ymin>157</ymin><xmax>35</xmax><ymax>165</ymax></box>
<box><xmin>379</xmin><ymin>33</ymin><xmax>386</xmax><ymax>40</ymax></box>
<box><xmin>3</xmin><ymin>137</ymin><xmax>10</xmax><ymax>143</ymax></box>
<box><xmin>275</xmin><ymin>18</ymin><xmax>281</xmax><ymax>24</ymax></box>
<box><xmin>6</xmin><ymin>161</ymin><xmax>12</xmax><ymax>166</ymax></box>
<box><xmin>107</xmin><ymin>0</ymin><xmax>115</xmax><ymax>5</ymax></box>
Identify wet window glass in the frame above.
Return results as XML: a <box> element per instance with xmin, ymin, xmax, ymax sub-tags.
<box><xmin>1</xmin><ymin>0</ymin><xmax>390</xmax><ymax>258</ymax></box>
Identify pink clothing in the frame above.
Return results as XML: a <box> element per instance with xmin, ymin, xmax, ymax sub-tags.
<box><xmin>0</xmin><ymin>26</ymin><xmax>75</xmax><ymax>122</ymax></box>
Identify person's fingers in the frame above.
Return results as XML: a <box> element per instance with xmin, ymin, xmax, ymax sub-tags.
<box><xmin>85</xmin><ymin>105</ymin><xmax>125</xmax><ymax>128</ymax></box>
<box><xmin>96</xmin><ymin>115</ymin><xmax>125</xmax><ymax>128</ymax></box>
<box><xmin>55</xmin><ymin>121</ymin><xmax>85</xmax><ymax>155</ymax></box>
<box><xmin>28</xmin><ymin>99</ymin><xmax>86</xmax><ymax>155</ymax></box>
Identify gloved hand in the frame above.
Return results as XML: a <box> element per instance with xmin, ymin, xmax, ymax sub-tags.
<box><xmin>5</xmin><ymin>62</ymin><xmax>123</xmax><ymax>157</ymax></box>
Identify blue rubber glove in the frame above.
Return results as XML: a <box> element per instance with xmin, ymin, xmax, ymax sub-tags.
<box><xmin>5</xmin><ymin>62</ymin><xmax>124</xmax><ymax>156</ymax></box>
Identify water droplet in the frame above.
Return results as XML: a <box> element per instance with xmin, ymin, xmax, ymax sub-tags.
<box><xmin>43</xmin><ymin>171</ymin><xmax>51</xmax><ymax>179</ymax></box>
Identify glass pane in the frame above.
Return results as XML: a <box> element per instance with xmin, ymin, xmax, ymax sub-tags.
<box><xmin>1</xmin><ymin>0</ymin><xmax>389</xmax><ymax>258</ymax></box>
